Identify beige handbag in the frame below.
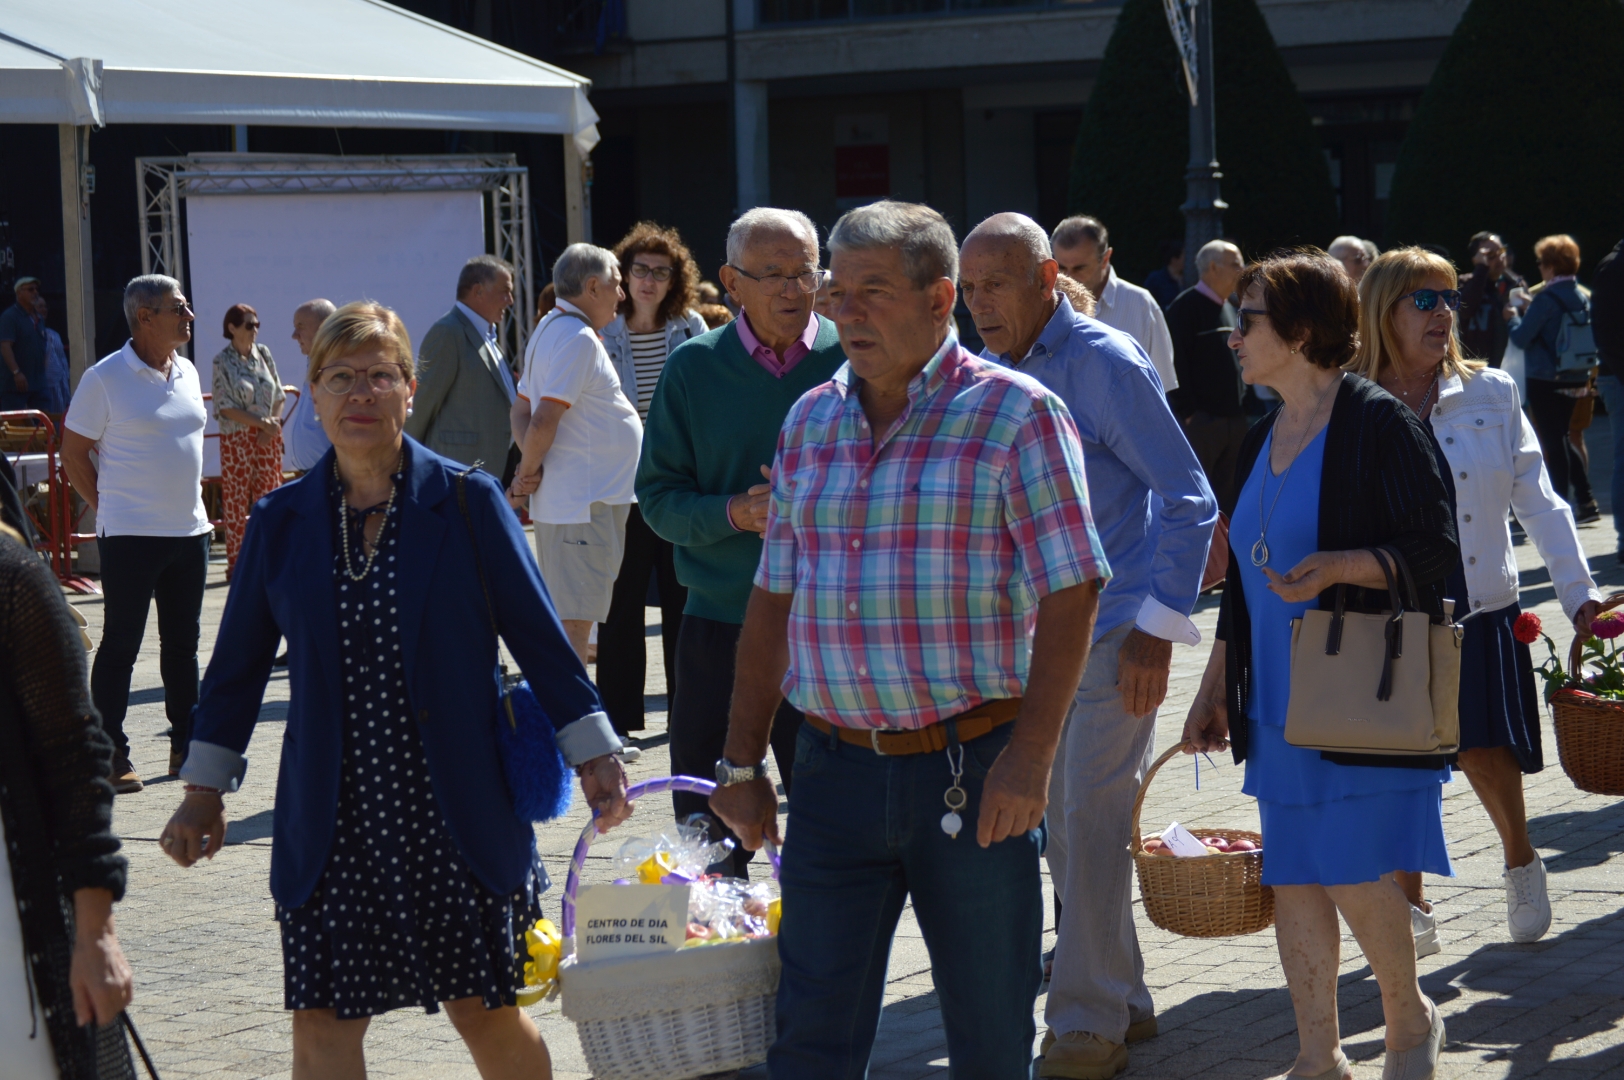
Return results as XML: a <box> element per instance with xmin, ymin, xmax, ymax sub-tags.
<box><xmin>1284</xmin><ymin>546</ymin><xmax>1462</xmax><ymax>756</ymax></box>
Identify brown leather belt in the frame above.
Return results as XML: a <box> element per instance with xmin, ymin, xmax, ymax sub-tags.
<box><xmin>804</xmin><ymin>698</ymin><xmax>1022</xmax><ymax>756</ymax></box>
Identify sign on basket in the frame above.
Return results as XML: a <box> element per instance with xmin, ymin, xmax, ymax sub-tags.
<box><xmin>575</xmin><ymin>884</ymin><xmax>688</xmax><ymax>962</ymax></box>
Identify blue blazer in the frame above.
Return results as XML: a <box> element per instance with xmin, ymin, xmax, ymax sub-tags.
<box><xmin>186</xmin><ymin>437</ymin><xmax>618</xmax><ymax>909</ymax></box>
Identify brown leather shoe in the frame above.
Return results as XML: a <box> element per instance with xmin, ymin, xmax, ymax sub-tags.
<box><xmin>111</xmin><ymin>760</ymin><xmax>144</xmax><ymax>795</ymax></box>
<box><xmin>1040</xmin><ymin>1017</ymin><xmax>1156</xmax><ymax>1057</ymax></box>
<box><xmin>1038</xmin><ymin>1032</ymin><xmax>1128</xmax><ymax>1079</ymax></box>
<box><xmin>169</xmin><ymin>748</ymin><xmax>185</xmax><ymax>777</ymax></box>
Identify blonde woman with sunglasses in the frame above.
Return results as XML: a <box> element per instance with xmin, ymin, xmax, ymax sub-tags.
<box><xmin>1348</xmin><ymin>248</ymin><xmax>1601</xmax><ymax>953</ymax></box>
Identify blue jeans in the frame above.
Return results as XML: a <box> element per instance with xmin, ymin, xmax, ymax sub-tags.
<box><xmin>1597</xmin><ymin>375</ymin><xmax>1624</xmax><ymax>550</ymax></box>
<box><xmin>771</xmin><ymin>718</ymin><xmax>1045</xmax><ymax>1080</ymax></box>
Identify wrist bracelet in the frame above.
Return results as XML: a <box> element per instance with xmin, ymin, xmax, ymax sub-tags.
<box><xmin>183</xmin><ymin>784</ymin><xmax>223</xmax><ymax>795</ymax></box>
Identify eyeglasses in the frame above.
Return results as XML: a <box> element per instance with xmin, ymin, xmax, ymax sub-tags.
<box><xmin>1400</xmin><ymin>289</ymin><xmax>1462</xmax><ymax>312</ymax></box>
<box><xmin>316</xmin><ymin>362</ymin><xmax>408</xmax><ymax>396</ymax></box>
<box><xmin>726</xmin><ymin>265</ymin><xmax>832</xmax><ymax>295</ymax></box>
<box><xmin>243</xmin><ymin>321</ymin><xmax>261</xmax><ymax>330</ymax></box>
<box><xmin>1237</xmin><ymin>308</ymin><xmax>1269</xmax><ymax>336</ymax></box>
<box><xmin>629</xmin><ymin>263</ymin><xmax>674</xmax><ymax>282</ymax></box>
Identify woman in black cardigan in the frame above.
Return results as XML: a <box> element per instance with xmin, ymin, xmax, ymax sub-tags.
<box><xmin>1182</xmin><ymin>251</ymin><xmax>1458</xmax><ymax>1080</ymax></box>
<box><xmin>0</xmin><ymin>523</ymin><xmax>135</xmax><ymax>1078</ymax></box>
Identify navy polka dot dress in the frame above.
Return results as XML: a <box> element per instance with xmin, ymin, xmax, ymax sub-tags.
<box><xmin>276</xmin><ymin>472</ymin><xmax>547</xmax><ymax>1019</ymax></box>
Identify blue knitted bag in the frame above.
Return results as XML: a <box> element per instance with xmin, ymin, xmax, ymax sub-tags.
<box><xmin>456</xmin><ymin>468</ymin><xmax>573</xmax><ymax>823</ymax></box>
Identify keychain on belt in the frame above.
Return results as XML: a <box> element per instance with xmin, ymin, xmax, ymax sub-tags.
<box><xmin>941</xmin><ymin>742</ymin><xmax>968</xmax><ymax>839</ymax></box>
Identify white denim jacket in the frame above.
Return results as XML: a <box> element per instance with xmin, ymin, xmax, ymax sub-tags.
<box><xmin>1429</xmin><ymin>366</ymin><xmax>1600</xmax><ymax>619</ymax></box>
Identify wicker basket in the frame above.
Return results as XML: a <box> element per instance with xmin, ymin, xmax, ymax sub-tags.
<box><xmin>1130</xmin><ymin>741</ymin><xmax>1274</xmax><ymax>937</ymax></box>
<box><xmin>556</xmin><ymin>776</ymin><xmax>780</xmax><ymax>1080</ymax></box>
<box><xmin>1552</xmin><ymin>605</ymin><xmax>1624</xmax><ymax>796</ymax></box>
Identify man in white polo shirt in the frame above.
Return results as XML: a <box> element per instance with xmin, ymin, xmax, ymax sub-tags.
<box><xmin>510</xmin><ymin>243</ymin><xmax>642</xmax><ymax>667</ymax></box>
<box><xmin>1052</xmin><ymin>215</ymin><xmax>1178</xmax><ymax>392</ymax></box>
<box><xmin>62</xmin><ymin>275</ymin><xmax>212</xmax><ymax>794</ymax></box>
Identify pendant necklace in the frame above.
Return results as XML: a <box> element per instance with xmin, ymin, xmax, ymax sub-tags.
<box><xmin>336</xmin><ymin>456</ymin><xmax>402</xmax><ymax>582</ymax></box>
<box><xmin>1251</xmin><ymin>374</ymin><xmax>1341</xmax><ymax>568</ymax></box>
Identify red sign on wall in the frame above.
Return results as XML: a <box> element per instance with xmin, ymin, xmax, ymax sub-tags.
<box><xmin>834</xmin><ymin>114</ymin><xmax>890</xmax><ymax>206</ymax></box>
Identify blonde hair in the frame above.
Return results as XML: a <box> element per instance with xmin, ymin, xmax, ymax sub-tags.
<box><xmin>306</xmin><ymin>301</ymin><xmax>414</xmax><ymax>384</ymax></box>
<box><xmin>1347</xmin><ymin>247</ymin><xmax>1483</xmax><ymax>383</ymax></box>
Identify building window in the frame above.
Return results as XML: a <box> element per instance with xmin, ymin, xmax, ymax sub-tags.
<box><xmin>759</xmin><ymin>0</ymin><xmax>1114</xmax><ymax>23</ymax></box>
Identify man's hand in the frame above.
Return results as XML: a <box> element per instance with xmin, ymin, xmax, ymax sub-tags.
<box><xmin>1117</xmin><ymin>628</ymin><xmax>1173</xmax><ymax>717</ymax></box>
<box><xmin>710</xmin><ymin>777</ymin><xmax>781</xmax><ymax>851</ymax></box>
<box><xmin>10</xmin><ymin>370</ymin><xmax>25</xmax><ymax>391</ymax></box>
<box><xmin>160</xmin><ymin>792</ymin><xmax>228</xmax><ymax>866</ymax></box>
<box><xmin>580</xmin><ymin>754</ymin><xmax>632</xmax><ymax>833</ymax></box>
<box><xmin>727</xmin><ymin>464</ymin><xmax>774</xmax><ymax>533</ymax></box>
<box><xmin>977</xmin><ymin>739</ymin><xmax>1051</xmax><ymax>847</ymax></box>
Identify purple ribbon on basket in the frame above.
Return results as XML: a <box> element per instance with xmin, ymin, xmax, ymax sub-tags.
<box><xmin>561</xmin><ymin>775</ymin><xmax>781</xmax><ymax>939</ymax></box>
<box><xmin>1193</xmin><ymin>751</ymin><xmax>1217</xmax><ymax>790</ymax></box>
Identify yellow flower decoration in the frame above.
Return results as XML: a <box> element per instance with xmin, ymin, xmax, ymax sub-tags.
<box><xmin>516</xmin><ymin>918</ymin><xmax>564</xmax><ymax>1006</ymax></box>
<box><xmin>635</xmin><ymin>851</ymin><xmax>676</xmax><ymax>884</ymax></box>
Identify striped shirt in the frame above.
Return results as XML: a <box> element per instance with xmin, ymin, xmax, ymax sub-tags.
<box><xmin>755</xmin><ymin>337</ymin><xmax>1110</xmax><ymax>730</ymax></box>
<box><xmin>628</xmin><ymin>329</ymin><xmax>667</xmax><ymax>419</ymax></box>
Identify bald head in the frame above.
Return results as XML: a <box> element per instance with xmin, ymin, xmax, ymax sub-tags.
<box><xmin>1195</xmin><ymin>241</ymin><xmax>1245</xmax><ymax>301</ymax></box>
<box><xmin>959</xmin><ymin>213</ymin><xmax>1062</xmax><ymax>362</ymax></box>
<box><xmin>292</xmin><ymin>298</ymin><xmax>337</xmax><ymax>357</ymax></box>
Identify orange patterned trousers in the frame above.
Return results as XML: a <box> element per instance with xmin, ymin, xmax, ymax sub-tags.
<box><xmin>220</xmin><ymin>428</ymin><xmax>284</xmax><ymax>574</ymax></box>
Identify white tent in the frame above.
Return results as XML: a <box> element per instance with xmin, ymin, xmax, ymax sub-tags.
<box><xmin>0</xmin><ymin>0</ymin><xmax>598</xmax><ymax>376</ymax></box>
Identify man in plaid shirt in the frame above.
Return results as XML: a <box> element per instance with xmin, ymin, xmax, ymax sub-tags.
<box><xmin>710</xmin><ymin>200</ymin><xmax>1110</xmax><ymax>1078</ymax></box>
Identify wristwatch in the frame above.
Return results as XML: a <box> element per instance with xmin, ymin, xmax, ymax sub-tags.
<box><xmin>715</xmin><ymin>757</ymin><xmax>769</xmax><ymax>786</ymax></box>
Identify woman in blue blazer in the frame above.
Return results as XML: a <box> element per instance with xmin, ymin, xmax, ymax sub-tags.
<box><xmin>161</xmin><ymin>301</ymin><xmax>631</xmax><ymax>1078</ymax></box>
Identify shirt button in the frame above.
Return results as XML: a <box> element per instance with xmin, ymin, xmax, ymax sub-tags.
<box><xmin>1459</xmin><ymin>471</ymin><xmax>1467</xmax><ymax>479</ymax></box>
<box><xmin>1476</xmin><ymin>418</ymin><xmax>1484</xmax><ymax>425</ymax></box>
<box><xmin>1474</xmin><ymin>600</ymin><xmax>1483</xmax><ymax>608</ymax></box>
<box><xmin>1446</xmin><ymin>437</ymin><xmax>1454</xmax><ymax>444</ymax></box>
<box><xmin>858</xmin><ymin>666</ymin><xmax>868</xmax><ymax>676</ymax></box>
<box><xmin>1464</xmin><ymin>514</ymin><xmax>1472</xmax><ymax>523</ymax></box>
<box><xmin>848</xmin><ymin>601</ymin><xmax>857</xmax><ymax>613</ymax></box>
<box><xmin>1468</xmin><ymin>556</ymin><xmax>1477</xmax><ymax>565</ymax></box>
<box><xmin>851</xmin><ymin>539</ymin><xmax>861</xmax><ymax>549</ymax></box>
<box><xmin>417</xmin><ymin>709</ymin><xmax>429</xmax><ymax>723</ymax></box>
<box><xmin>859</xmin><ymin>479</ymin><xmax>868</xmax><ymax>488</ymax></box>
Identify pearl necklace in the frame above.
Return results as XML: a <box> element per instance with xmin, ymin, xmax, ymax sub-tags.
<box><xmin>335</xmin><ymin>456</ymin><xmax>401</xmax><ymax>582</ymax></box>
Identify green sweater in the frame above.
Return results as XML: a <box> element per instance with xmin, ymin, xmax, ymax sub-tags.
<box><xmin>636</xmin><ymin>315</ymin><xmax>845</xmax><ymax>624</ymax></box>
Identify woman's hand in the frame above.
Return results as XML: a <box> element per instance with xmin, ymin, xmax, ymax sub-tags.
<box><xmin>255</xmin><ymin>415</ymin><xmax>281</xmax><ymax>447</ymax></box>
<box><xmin>160</xmin><ymin>792</ymin><xmax>228</xmax><ymax>866</ymax></box>
<box><xmin>1182</xmin><ymin>641</ymin><xmax>1230</xmax><ymax>753</ymax></box>
<box><xmin>1263</xmin><ymin>549</ymin><xmax>1387</xmax><ymax>603</ymax></box>
<box><xmin>69</xmin><ymin>888</ymin><xmax>133</xmax><ymax>1027</ymax></box>
<box><xmin>579</xmin><ymin>754</ymin><xmax>632</xmax><ymax>833</ymax></box>
<box><xmin>1574</xmin><ymin>599</ymin><xmax>1602</xmax><ymax>638</ymax></box>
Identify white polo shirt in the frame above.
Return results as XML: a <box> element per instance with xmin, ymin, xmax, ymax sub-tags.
<box><xmin>516</xmin><ymin>300</ymin><xmax>642</xmax><ymax>525</ymax></box>
<box><xmin>65</xmin><ymin>342</ymin><xmax>210</xmax><ymax>538</ymax></box>
<box><xmin>1095</xmin><ymin>267</ymin><xmax>1179</xmax><ymax>392</ymax></box>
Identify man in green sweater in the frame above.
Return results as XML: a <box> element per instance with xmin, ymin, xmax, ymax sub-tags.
<box><xmin>636</xmin><ymin>207</ymin><xmax>845</xmax><ymax>874</ymax></box>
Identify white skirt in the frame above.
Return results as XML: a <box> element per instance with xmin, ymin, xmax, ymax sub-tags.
<box><xmin>0</xmin><ymin>815</ymin><xmax>60</xmax><ymax>1079</ymax></box>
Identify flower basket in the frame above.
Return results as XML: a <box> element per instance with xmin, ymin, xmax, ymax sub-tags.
<box><xmin>1549</xmin><ymin>599</ymin><xmax>1624</xmax><ymax>796</ymax></box>
<box><xmin>1130</xmin><ymin>741</ymin><xmax>1274</xmax><ymax>937</ymax></box>
<box><xmin>555</xmin><ymin>776</ymin><xmax>781</xmax><ymax>1080</ymax></box>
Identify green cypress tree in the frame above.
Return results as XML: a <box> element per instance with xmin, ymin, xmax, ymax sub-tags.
<box><xmin>1385</xmin><ymin>0</ymin><xmax>1624</xmax><ymax>272</ymax></box>
<box><xmin>1068</xmin><ymin>0</ymin><xmax>1339</xmax><ymax>282</ymax></box>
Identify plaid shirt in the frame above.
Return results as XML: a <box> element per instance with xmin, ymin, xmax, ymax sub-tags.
<box><xmin>755</xmin><ymin>337</ymin><xmax>1110</xmax><ymax>730</ymax></box>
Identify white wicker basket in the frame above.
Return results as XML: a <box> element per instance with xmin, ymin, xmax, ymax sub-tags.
<box><xmin>555</xmin><ymin>776</ymin><xmax>780</xmax><ymax>1080</ymax></box>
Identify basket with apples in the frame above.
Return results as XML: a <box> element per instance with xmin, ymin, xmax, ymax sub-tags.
<box><xmin>1130</xmin><ymin>741</ymin><xmax>1274</xmax><ymax>938</ymax></box>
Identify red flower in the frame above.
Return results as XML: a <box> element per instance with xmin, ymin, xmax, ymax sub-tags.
<box><xmin>1591</xmin><ymin>612</ymin><xmax>1624</xmax><ymax>641</ymax></box>
<box><xmin>1512</xmin><ymin>612</ymin><xmax>1542</xmax><ymax>645</ymax></box>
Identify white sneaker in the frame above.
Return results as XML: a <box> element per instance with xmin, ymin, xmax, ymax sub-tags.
<box><xmin>1411</xmin><ymin>903</ymin><xmax>1440</xmax><ymax>959</ymax></box>
<box><xmin>1504</xmin><ymin>857</ymin><xmax>1552</xmax><ymax>943</ymax></box>
<box><xmin>618</xmin><ymin>745</ymin><xmax>642</xmax><ymax>764</ymax></box>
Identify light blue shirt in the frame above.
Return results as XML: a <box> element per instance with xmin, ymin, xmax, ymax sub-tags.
<box><xmin>280</xmin><ymin>376</ymin><xmax>331</xmax><ymax>472</ymax></box>
<box><xmin>456</xmin><ymin>300</ymin><xmax>516</xmax><ymax>397</ymax></box>
<box><xmin>984</xmin><ymin>295</ymin><xmax>1217</xmax><ymax>644</ymax></box>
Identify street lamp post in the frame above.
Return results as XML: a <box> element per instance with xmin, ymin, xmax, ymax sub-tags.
<box><xmin>1167</xmin><ymin>0</ymin><xmax>1226</xmax><ymax>286</ymax></box>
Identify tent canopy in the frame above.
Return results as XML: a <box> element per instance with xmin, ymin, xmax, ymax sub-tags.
<box><xmin>0</xmin><ymin>0</ymin><xmax>598</xmax><ymax>148</ymax></box>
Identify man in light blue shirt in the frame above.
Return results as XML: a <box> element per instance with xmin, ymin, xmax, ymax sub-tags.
<box><xmin>960</xmin><ymin>213</ymin><xmax>1216</xmax><ymax>1080</ymax></box>
<box><xmin>282</xmin><ymin>299</ymin><xmax>335</xmax><ymax>473</ymax></box>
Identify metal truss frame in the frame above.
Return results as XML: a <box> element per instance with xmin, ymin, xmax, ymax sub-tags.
<box><xmin>137</xmin><ymin>154</ymin><xmax>536</xmax><ymax>357</ymax></box>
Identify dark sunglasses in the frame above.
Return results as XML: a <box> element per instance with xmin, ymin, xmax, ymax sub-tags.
<box><xmin>1399</xmin><ymin>288</ymin><xmax>1462</xmax><ymax>312</ymax></box>
<box><xmin>1236</xmin><ymin>308</ymin><xmax>1269</xmax><ymax>336</ymax></box>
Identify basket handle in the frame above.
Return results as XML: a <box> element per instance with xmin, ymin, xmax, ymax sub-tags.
<box><xmin>1565</xmin><ymin>590</ymin><xmax>1624</xmax><ymax>682</ymax></box>
<box><xmin>1128</xmin><ymin>740</ymin><xmax>1197</xmax><ymax>853</ymax></box>
<box><xmin>560</xmin><ymin>775</ymin><xmax>781</xmax><ymax>939</ymax></box>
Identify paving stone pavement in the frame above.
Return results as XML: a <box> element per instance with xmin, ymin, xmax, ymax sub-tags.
<box><xmin>78</xmin><ymin>490</ymin><xmax>1624</xmax><ymax>1080</ymax></box>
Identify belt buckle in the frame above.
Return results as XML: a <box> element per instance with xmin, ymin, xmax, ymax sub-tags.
<box><xmin>870</xmin><ymin>728</ymin><xmax>904</xmax><ymax>755</ymax></box>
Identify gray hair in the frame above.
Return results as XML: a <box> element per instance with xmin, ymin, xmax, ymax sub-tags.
<box><xmin>294</xmin><ymin>298</ymin><xmax>337</xmax><ymax>322</ymax></box>
<box><xmin>456</xmin><ymin>254</ymin><xmax>514</xmax><ymax>299</ymax></box>
<box><xmin>1361</xmin><ymin>239</ymin><xmax>1380</xmax><ymax>261</ymax></box>
<box><xmin>963</xmin><ymin>213</ymin><xmax>1052</xmax><ymax>279</ymax></box>
<box><xmin>1051</xmin><ymin>215</ymin><xmax>1108</xmax><ymax>254</ymax></box>
<box><xmin>552</xmin><ymin>243</ymin><xmax>619</xmax><ymax>299</ymax></box>
<box><xmin>829</xmin><ymin>200</ymin><xmax>958</xmax><ymax>288</ymax></box>
<box><xmin>725</xmin><ymin>208</ymin><xmax>819</xmax><ymax>267</ymax></box>
<box><xmin>1195</xmin><ymin>239</ymin><xmax>1242</xmax><ymax>274</ymax></box>
<box><xmin>123</xmin><ymin>274</ymin><xmax>181</xmax><ymax>331</ymax></box>
<box><xmin>1328</xmin><ymin>236</ymin><xmax>1368</xmax><ymax>260</ymax></box>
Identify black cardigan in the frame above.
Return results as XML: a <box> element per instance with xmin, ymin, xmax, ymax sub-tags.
<box><xmin>1216</xmin><ymin>374</ymin><xmax>1460</xmax><ymax>767</ymax></box>
<box><xmin>0</xmin><ymin>535</ymin><xmax>133</xmax><ymax>1078</ymax></box>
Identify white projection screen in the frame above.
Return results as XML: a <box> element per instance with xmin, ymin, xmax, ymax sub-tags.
<box><xmin>186</xmin><ymin>190</ymin><xmax>486</xmax><ymax>475</ymax></box>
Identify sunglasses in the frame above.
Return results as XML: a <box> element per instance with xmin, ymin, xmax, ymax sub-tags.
<box><xmin>1400</xmin><ymin>288</ymin><xmax>1462</xmax><ymax>312</ymax></box>
<box><xmin>243</xmin><ymin>321</ymin><xmax>261</xmax><ymax>330</ymax></box>
<box><xmin>1236</xmin><ymin>308</ymin><xmax>1269</xmax><ymax>336</ymax></box>
<box><xmin>629</xmin><ymin>263</ymin><xmax>674</xmax><ymax>282</ymax></box>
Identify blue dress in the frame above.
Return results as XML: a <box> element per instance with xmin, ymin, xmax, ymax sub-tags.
<box><xmin>1233</xmin><ymin>425</ymin><xmax>1454</xmax><ymax>887</ymax></box>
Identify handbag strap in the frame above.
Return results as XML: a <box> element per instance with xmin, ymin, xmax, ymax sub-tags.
<box><xmin>1323</xmin><ymin>546</ymin><xmax>1405</xmax><ymax>658</ymax></box>
<box><xmin>1369</xmin><ymin>546</ymin><xmax>1406</xmax><ymax>702</ymax></box>
<box><xmin>455</xmin><ymin>466</ymin><xmax>520</xmax><ymax>730</ymax></box>
<box><xmin>122</xmin><ymin>1012</ymin><xmax>162</xmax><ymax>1079</ymax></box>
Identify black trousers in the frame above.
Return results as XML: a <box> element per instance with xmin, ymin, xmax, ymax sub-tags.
<box><xmin>1182</xmin><ymin>411</ymin><xmax>1251</xmax><ymax>516</ymax></box>
<box><xmin>598</xmin><ymin>505</ymin><xmax>686</xmax><ymax>734</ymax></box>
<box><xmin>1526</xmin><ymin>379</ymin><xmax>1594</xmax><ymax>507</ymax></box>
<box><xmin>90</xmin><ymin>533</ymin><xmax>209</xmax><ymax>761</ymax></box>
<box><xmin>668</xmin><ymin>613</ymin><xmax>803</xmax><ymax>878</ymax></box>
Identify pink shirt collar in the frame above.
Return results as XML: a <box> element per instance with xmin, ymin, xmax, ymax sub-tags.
<box><xmin>1194</xmin><ymin>280</ymin><xmax>1225</xmax><ymax>305</ymax></box>
<box><xmin>736</xmin><ymin>310</ymin><xmax>820</xmax><ymax>378</ymax></box>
